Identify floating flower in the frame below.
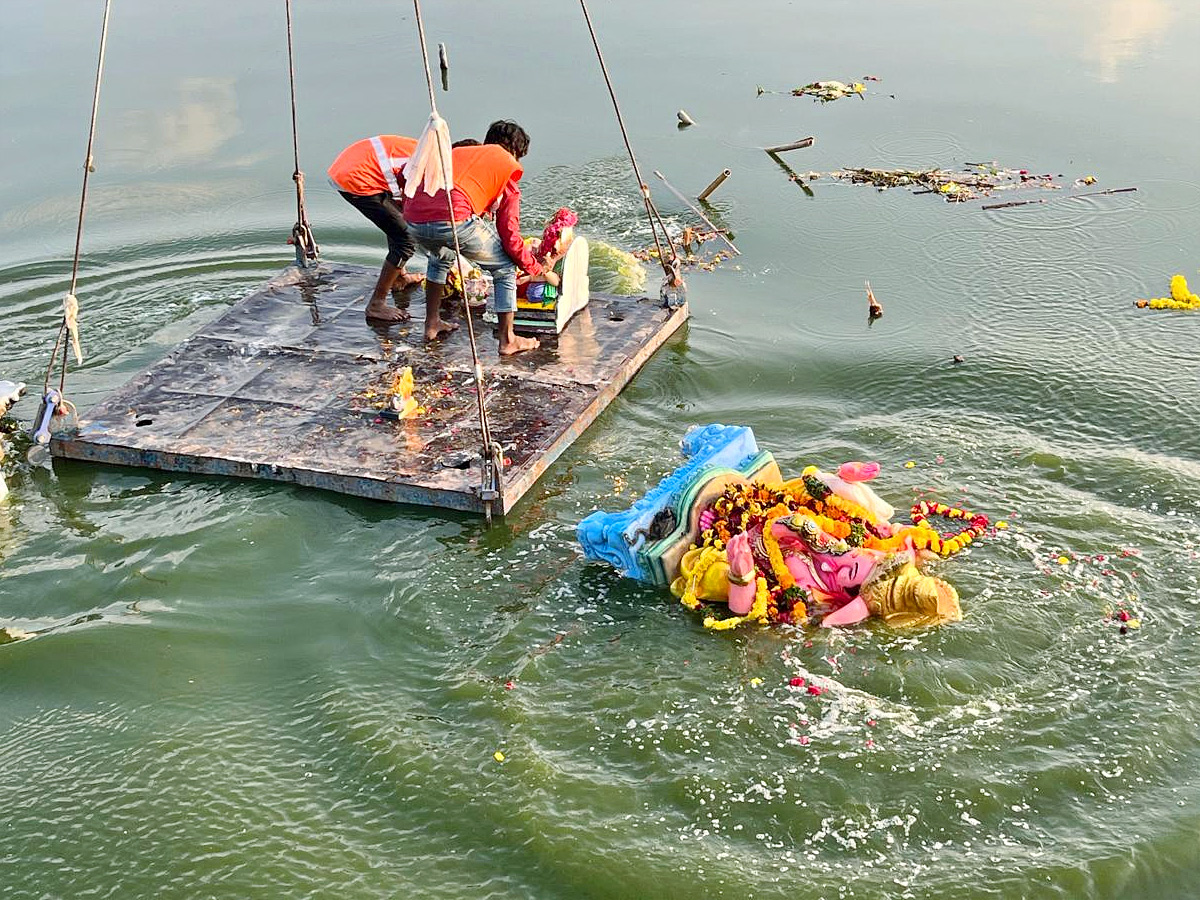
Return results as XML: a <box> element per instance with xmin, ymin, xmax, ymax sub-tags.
<box><xmin>494</xmin><ymin>751</ymin><xmax>505</xmax><ymax>762</ymax></box>
<box><xmin>789</xmin><ymin>677</ymin><xmax>806</xmax><ymax>687</ymax></box>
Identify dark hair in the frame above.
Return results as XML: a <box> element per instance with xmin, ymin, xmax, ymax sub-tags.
<box><xmin>451</xmin><ymin>138</ymin><xmax>480</xmax><ymax>148</ymax></box>
<box><xmin>484</xmin><ymin>120</ymin><xmax>530</xmax><ymax>160</ymax></box>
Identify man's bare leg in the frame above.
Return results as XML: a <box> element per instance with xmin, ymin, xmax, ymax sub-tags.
<box><xmin>423</xmin><ymin>281</ymin><xmax>460</xmax><ymax>341</ymax></box>
<box><xmin>365</xmin><ymin>260</ymin><xmax>408</xmax><ymax>323</ymax></box>
<box><xmin>497</xmin><ymin>312</ymin><xmax>539</xmax><ymax>356</ymax></box>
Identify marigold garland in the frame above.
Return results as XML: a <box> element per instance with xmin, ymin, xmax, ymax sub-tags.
<box><xmin>762</xmin><ymin>516</ymin><xmax>796</xmax><ymax>590</ymax></box>
<box><xmin>703</xmin><ymin>576</ymin><xmax>771</xmax><ymax>630</ymax></box>
<box><xmin>678</xmin><ymin>545</ymin><xmax>725</xmax><ymax>610</ymax></box>
<box><xmin>909</xmin><ymin>500</ymin><xmax>989</xmax><ymax>558</ymax></box>
<box><xmin>1136</xmin><ymin>274</ymin><xmax>1200</xmax><ymax>311</ymax></box>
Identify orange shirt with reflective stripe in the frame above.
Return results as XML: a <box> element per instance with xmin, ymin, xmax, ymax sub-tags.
<box><xmin>402</xmin><ymin>144</ymin><xmax>523</xmax><ymax>221</ymax></box>
<box><xmin>327</xmin><ymin>135</ymin><xmax>417</xmax><ymax>196</ymax></box>
<box><xmin>453</xmin><ymin>144</ymin><xmax>523</xmax><ymax>214</ymax></box>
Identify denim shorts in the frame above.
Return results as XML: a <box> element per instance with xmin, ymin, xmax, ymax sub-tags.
<box><xmin>408</xmin><ymin>216</ymin><xmax>518</xmax><ymax>313</ymax></box>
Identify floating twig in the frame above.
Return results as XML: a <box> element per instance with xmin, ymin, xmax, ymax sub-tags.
<box><xmin>981</xmin><ymin>186</ymin><xmax>1138</xmax><ymax>211</ymax></box>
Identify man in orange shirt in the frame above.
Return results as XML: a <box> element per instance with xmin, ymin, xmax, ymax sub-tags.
<box><xmin>403</xmin><ymin>120</ymin><xmax>558</xmax><ymax>355</ymax></box>
<box><xmin>327</xmin><ymin>135</ymin><xmax>425</xmax><ymax>323</ymax></box>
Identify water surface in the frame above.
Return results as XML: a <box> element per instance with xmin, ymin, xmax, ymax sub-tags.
<box><xmin>3</xmin><ymin>2</ymin><xmax>1200</xmax><ymax>897</ymax></box>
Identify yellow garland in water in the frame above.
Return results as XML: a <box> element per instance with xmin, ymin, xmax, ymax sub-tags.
<box><xmin>703</xmin><ymin>576</ymin><xmax>771</xmax><ymax>630</ymax></box>
<box><xmin>1136</xmin><ymin>274</ymin><xmax>1200</xmax><ymax>310</ymax></box>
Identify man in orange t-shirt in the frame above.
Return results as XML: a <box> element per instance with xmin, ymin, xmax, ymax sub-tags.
<box><xmin>403</xmin><ymin>120</ymin><xmax>558</xmax><ymax>355</ymax></box>
<box><xmin>327</xmin><ymin>135</ymin><xmax>426</xmax><ymax>324</ymax></box>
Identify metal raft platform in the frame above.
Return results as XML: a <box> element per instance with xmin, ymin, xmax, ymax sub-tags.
<box><xmin>51</xmin><ymin>263</ymin><xmax>688</xmax><ymax>515</ymax></box>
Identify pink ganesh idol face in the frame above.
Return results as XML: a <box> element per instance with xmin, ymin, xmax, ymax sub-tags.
<box><xmin>784</xmin><ymin>547</ymin><xmax>883</xmax><ymax>604</ymax></box>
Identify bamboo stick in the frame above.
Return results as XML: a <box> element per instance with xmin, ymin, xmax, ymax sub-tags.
<box><xmin>697</xmin><ymin>169</ymin><xmax>731</xmax><ymax>202</ymax></box>
<box><xmin>763</xmin><ymin>136</ymin><xmax>814</xmax><ymax>154</ymax></box>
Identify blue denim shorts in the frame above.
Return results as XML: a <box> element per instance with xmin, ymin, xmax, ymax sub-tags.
<box><xmin>408</xmin><ymin>217</ymin><xmax>518</xmax><ymax>313</ymax></box>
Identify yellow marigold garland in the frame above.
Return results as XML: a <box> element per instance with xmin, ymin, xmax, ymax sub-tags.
<box><xmin>703</xmin><ymin>576</ymin><xmax>771</xmax><ymax>630</ymax></box>
<box><xmin>1136</xmin><ymin>274</ymin><xmax>1200</xmax><ymax>311</ymax></box>
<box><xmin>678</xmin><ymin>545</ymin><xmax>725</xmax><ymax>610</ymax></box>
<box><xmin>762</xmin><ymin>516</ymin><xmax>796</xmax><ymax>590</ymax></box>
<box><xmin>909</xmin><ymin>501</ymin><xmax>988</xmax><ymax>558</ymax></box>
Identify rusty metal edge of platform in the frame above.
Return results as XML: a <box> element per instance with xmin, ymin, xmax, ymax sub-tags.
<box><xmin>49</xmin><ymin>440</ymin><xmax>492</xmax><ymax>512</ymax></box>
<box><xmin>49</xmin><ymin>301</ymin><xmax>690</xmax><ymax>517</ymax></box>
<box><xmin>499</xmin><ymin>301</ymin><xmax>690</xmax><ymax>514</ymax></box>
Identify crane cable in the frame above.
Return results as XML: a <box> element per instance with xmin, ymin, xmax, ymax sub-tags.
<box><xmin>410</xmin><ymin>0</ymin><xmax>502</xmax><ymax>523</ymax></box>
<box><xmin>577</xmin><ymin>0</ymin><xmax>684</xmax><ymax>297</ymax></box>
<box><xmin>284</xmin><ymin>0</ymin><xmax>319</xmax><ymax>267</ymax></box>
<box><xmin>36</xmin><ymin>0</ymin><xmax>112</xmax><ymax>444</ymax></box>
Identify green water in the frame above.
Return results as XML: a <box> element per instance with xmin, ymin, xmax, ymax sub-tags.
<box><xmin>4</xmin><ymin>2</ymin><xmax>1200</xmax><ymax>897</ymax></box>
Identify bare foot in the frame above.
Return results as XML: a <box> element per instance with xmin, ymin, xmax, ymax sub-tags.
<box><xmin>499</xmin><ymin>334</ymin><xmax>540</xmax><ymax>356</ymax></box>
<box><xmin>365</xmin><ymin>302</ymin><xmax>410</xmax><ymax>323</ymax></box>
<box><xmin>424</xmin><ymin>318</ymin><xmax>460</xmax><ymax>341</ymax></box>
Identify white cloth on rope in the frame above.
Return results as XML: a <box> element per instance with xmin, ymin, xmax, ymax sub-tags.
<box><xmin>402</xmin><ymin>112</ymin><xmax>453</xmax><ymax>199</ymax></box>
<box><xmin>63</xmin><ymin>293</ymin><xmax>83</xmax><ymax>365</ymax></box>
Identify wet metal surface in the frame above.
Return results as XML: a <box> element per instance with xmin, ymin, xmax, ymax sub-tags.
<box><xmin>51</xmin><ymin>264</ymin><xmax>689</xmax><ymax>514</ymax></box>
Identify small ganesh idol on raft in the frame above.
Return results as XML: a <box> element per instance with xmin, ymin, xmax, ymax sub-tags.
<box><xmin>577</xmin><ymin>425</ymin><xmax>989</xmax><ymax>631</ymax></box>
<box><xmin>514</xmin><ymin>208</ymin><xmax>591</xmax><ymax>334</ymax></box>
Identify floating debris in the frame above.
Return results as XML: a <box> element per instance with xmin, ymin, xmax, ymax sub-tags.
<box><xmin>757</xmin><ymin>77</ymin><xmax>877</xmax><ymax>101</ymax></box>
<box><xmin>784</xmin><ymin>164</ymin><xmax>1069</xmax><ymax>203</ymax></box>
<box><xmin>633</xmin><ymin>230</ymin><xmax>736</xmax><ymax>274</ymax></box>
<box><xmin>866</xmin><ymin>281</ymin><xmax>883</xmax><ymax>321</ymax></box>
<box><xmin>676</xmin><ymin>109</ymin><xmax>696</xmax><ymax>127</ymax></box>
<box><xmin>792</xmin><ymin>80</ymin><xmax>866</xmax><ymax>102</ymax></box>
<box><xmin>981</xmin><ymin>186</ymin><xmax>1136</xmax><ymax>211</ymax></box>
<box><xmin>1135</xmin><ymin>274</ymin><xmax>1200</xmax><ymax>311</ymax></box>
